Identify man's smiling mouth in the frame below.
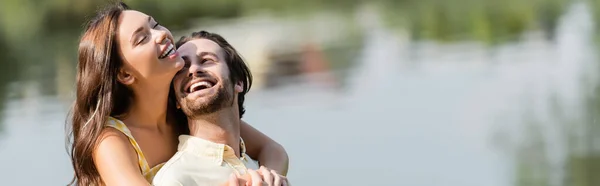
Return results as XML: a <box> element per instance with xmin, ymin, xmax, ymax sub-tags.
<box><xmin>184</xmin><ymin>78</ymin><xmax>217</xmax><ymax>94</ymax></box>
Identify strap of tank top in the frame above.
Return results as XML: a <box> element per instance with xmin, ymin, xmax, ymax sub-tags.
<box><xmin>105</xmin><ymin>117</ymin><xmax>152</xmax><ymax>173</ymax></box>
<box><xmin>240</xmin><ymin>137</ymin><xmax>247</xmax><ymax>160</ymax></box>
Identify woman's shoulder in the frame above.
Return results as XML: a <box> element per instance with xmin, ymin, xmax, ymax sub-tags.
<box><xmin>94</xmin><ymin>126</ymin><xmax>138</xmax><ymax>164</ymax></box>
<box><xmin>99</xmin><ymin>126</ymin><xmax>129</xmax><ymax>143</ymax></box>
<box><xmin>93</xmin><ymin>125</ymin><xmax>149</xmax><ymax>185</ymax></box>
<box><xmin>96</xmin><ymin>116</ymin><xmax>135</xmax><ymax>156</ymax></box>
<box><xmin>97</xmin><ymin>126</ymin><xmax>134</xmax><ymax>153</ymax></box>
<box><xmin>104</xmin><ymin>116</ymin><xmax>136</xmax><ymax>137</ymax></box>
<box><xmin>97</xmin><ymin>116</ymin><xmax>135</xmax><ymax>151</ymax></box>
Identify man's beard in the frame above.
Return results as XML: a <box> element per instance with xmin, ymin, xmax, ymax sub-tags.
<box><xmin>180</xmin><ymin>79</ymin><xmax>234</xmax><ymax>118</ymax></box>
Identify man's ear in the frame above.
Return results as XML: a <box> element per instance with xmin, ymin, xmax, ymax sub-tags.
<box><xmin>235</xmin><ymin>81</ymin><xmax>243</xmax><ymax>93</ymax></box>
<box><xmin>117</xmin><ymin>68</ymin><xmax>135</xmax><ymax>85</ymax></box>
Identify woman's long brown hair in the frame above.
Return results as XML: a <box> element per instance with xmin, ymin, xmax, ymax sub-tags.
<box><xmin>67</xmin><ymin>2</ymin><xmax>132</xmax><ymax>185</ymax></box>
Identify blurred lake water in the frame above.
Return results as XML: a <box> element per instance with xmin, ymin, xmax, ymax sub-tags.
<box><xmin>0</xmin><ymin>1</ymin><xmax>599</xmax><ymax>186</ymax></box>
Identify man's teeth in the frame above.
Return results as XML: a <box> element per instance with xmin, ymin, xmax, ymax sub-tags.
<box><xmin>190</xmin><ymin>81</ymin><xmax>213</xmax><ymax>92</ymax></box>
<box><xmin>160</xmin><ymin>44</ymin><xmax>174</xmax><ymax>59</ymax></box>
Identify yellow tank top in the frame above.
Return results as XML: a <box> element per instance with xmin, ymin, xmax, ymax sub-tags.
<box><xmin>105</xmin><ymin>117</ymin><xmax>166</xmax><ymax>183</ymax></box>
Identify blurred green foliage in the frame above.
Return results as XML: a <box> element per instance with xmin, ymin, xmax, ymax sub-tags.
<box><xmin>0</xmin><ymin>0</ymin><xmax>573</xmax><ymax>47</ymax></box>
<box><xmin>380</xmin><ymin>0</ymin><xmax>569</xmax><ymax>43</ymax></box>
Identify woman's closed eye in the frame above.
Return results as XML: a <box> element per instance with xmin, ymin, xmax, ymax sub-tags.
<box><xmin>134</xmin><ymin>30</ymin><xmax>150</xmax><ymax>45</ymax></box>
<box><xmin>135</xmin><ymin>21</ymin><xmax>160</xmax><ymax>45</ymax></box>
<box><xmin>136</xmin><ymin>35</ymin><xmax>147</xmax><ymax>45</ymax></box>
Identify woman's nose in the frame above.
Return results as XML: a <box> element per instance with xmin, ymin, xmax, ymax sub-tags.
<box><xmin>154</xmin><ymin>30</ymin><xmax>169</xmax><ymax>44</ymax></box>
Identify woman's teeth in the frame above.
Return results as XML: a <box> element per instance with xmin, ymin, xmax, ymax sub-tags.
<box><xmin>159</xmin><ymin>43</ymin><xmax>174</xmax><ymax>59</ymax></box>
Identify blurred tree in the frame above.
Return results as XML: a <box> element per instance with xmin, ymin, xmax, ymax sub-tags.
<box><xmin>0</xmin><ymin>35</ymin><xmax>18</xmax><ymax>134</ymax></box>
<box><xmin>380</xmin><ymin>0</ymin><xmax>568</xmax><ymax>44</ymax></box>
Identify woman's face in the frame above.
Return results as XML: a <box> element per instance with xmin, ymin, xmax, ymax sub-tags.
<box><xmin>116</xmin><ymin>10</ymin><xmax>184</xmax><ymax>86</ymax></box>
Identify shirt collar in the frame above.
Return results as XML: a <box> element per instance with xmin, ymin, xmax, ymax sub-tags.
<box><xmin>178</xmin><ymin>135</ymin><xmax>247</xmax><ymax>165</ymax></box>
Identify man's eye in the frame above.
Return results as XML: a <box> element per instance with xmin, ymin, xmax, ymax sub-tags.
<box><xmin>202</xmin><ymin>59</ymin><xmax>215</xmax><ymax>63</ymax></box>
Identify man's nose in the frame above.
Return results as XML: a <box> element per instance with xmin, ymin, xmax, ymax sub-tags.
<box><xmin>187</xmin><ymin>61</ymin><xmax>205</xmax><ymax>77</ymax></box>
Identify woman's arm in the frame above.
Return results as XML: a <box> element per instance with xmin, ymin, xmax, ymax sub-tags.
<box><xmin>240</xmin><ymin>120</ymin><xmax>289</xmax><ymax>175</ymax></box>
<box><xmin>93</xmin><ymin>128</ymin><xmax>151</xmax><ymax>186</ymax></box>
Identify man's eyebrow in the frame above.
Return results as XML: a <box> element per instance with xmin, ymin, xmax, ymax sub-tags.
<box><xmin>129</xmin><ymin>16</ymin><xmax>151</xmax><ymax>43</ymax></box>
<box><xmin>199</xmin><ymin>52</ymin><xmax>218</xmax><ymax>58</ymax></box>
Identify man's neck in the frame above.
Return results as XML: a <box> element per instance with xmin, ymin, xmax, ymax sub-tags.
<box><xmin>187</xmin><ymin>108</ymin><xmax>242</xmax><ymax>157</ymax></box>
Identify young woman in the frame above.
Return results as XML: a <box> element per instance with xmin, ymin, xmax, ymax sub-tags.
<box><xmin>68</xmin><ymin>2</ymin><xmax>288</xmax><ymax>186</ymax></box>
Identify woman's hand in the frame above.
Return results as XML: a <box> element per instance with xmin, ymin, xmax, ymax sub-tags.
<box><xmin>256</xmin><ymin>166</ymin><xmax>289</xmax><ymax>186</ymax></box>
<box><xmin>220</xmin><ymin>174</ymin><xmax>249</xmax><ymax>186</ymax></box>
<box><xmin>221</xmin><ymin>167</ymin><xmax>289</xmax><ymax>186</ymax></box>
<box><xmin>221</xmin><ymin>169</ymin><xmax>266</xmax><ymax>186</ymax></box>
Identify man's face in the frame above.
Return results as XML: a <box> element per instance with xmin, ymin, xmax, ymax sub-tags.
<box><xmin>172</xmin><ymin>38</ymin><xmax>242</xmax><ymax>118</ymax></box>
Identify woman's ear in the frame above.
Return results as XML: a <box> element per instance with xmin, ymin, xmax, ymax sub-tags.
<box><xmin>117</xmin><ymin>68</ymin><xmax>135</xmax><ymax>85</ymax></box>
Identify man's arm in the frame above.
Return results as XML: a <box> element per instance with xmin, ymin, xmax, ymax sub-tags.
<box><xmin>240</xmin><ymin>120</ymin><xmax>289</xmax><ymax>175</ymax></box>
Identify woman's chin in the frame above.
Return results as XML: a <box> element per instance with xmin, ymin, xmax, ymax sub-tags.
<box><xmin>173</xmin><ymin>58</ymin><xmax>185</xmax><ymax>70</ymax></box>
